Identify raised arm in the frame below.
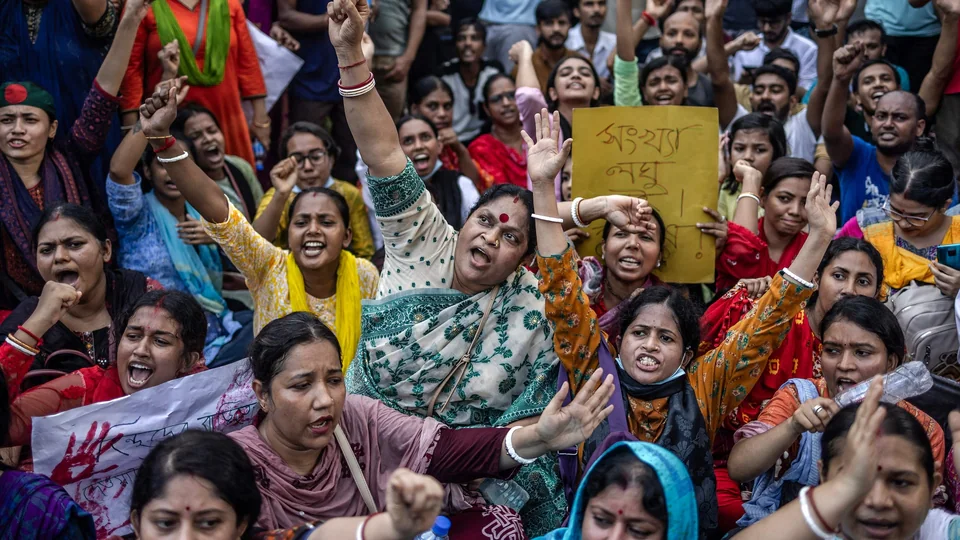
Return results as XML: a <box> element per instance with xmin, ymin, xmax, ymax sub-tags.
<box><xmin>330</xmin><ymin>0</ymin><xmax>406</xmax><ymax>178</ymax></box>
<box><xmin>95</xmin><ymin>0</ymin><xmax>151</xmax><ymax>96</ymax></box>
<box><xmin>736</xmin><ymin>378</ymin><xmax>886</xmax><ymax>540</ymax></box>
<box><xmin>822</xmin><ymin>43</ymin><xmax>863</xmax><ymax>168</ymax></box>
<box><xmin>139</xmin><ymin>80</ymin><xmax>230</xmax><ymax>223</ymax></box>
<box><xmin>617</xmin><ymin>0</ymin><xmax>644</xmax><ymax>62</ymax></box>
<box><xmin>252</xmin><ymin>158</ymin><xmax>299</xmax><ymax>242</ymax></box>
<box><xmin>706</xmin><ymin>0</ymin><xmax>740</xmax><ymax>129</ymax></box>
<box><xmin>730</xmin><ymin>161</ymin><xmax>763</xmax><ymax>234</ymax></box>
<box><xmin>692</xmin><ymin>173</ymin><xmax>838</xmax><ymax>438</ymax></box>
<box><xmin>277</xmin><ymin>0</ymin><xmax>329</xmax><ymax>32</ymax></box>
<box><xmin>917</xmin><ymin>0</ymin><xmax>960</xmax><ymax>116</ymax></box>
<box><xmin>510</xmin><ymin>40</ymin><xmax>540</xmax><ymax>91</ymax></box>
<box><xmin>805</xmin><ymin>0</ymin><xmax>849</xmax><ymax>137</ymax></box>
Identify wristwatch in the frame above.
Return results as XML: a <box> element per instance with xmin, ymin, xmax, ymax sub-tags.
<box><xmin>810</xmin><ymin>23</ymin><xmax>838</xmax><ymax>38</ymax></box>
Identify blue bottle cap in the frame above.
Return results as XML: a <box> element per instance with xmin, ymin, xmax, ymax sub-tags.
<box><xmin>432</xmin><ymin>515</ymin><xmax>451</xmax><ymax>536</ymax></box>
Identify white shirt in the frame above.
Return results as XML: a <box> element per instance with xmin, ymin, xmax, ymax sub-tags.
<box><xmin>439</xmin><ymin>60</ymin><xmax>502</xmax><ymax>142</ymax></box>
<box><xmin>731</xmin><ymin>29</ymin><xmax>819</xmax><ymax>91</ymax></box>
<box><xmin>728</xmin><ymin>104</ymin><xmax>818</xmax><ymax>163</ymax></box>
<box><xmin>565</xmin><ymin>24</ymin><xmax>617</xmax><ymax>79</ymax></box>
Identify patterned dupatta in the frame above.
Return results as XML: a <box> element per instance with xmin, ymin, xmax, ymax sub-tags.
<box><xmin>0</xmin><ymin>152</ymin><xmax>88</xmax><ymax>270</ymax></box>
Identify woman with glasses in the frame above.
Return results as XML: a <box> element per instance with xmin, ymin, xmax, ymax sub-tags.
<box><xmin>468</xmin><ymin>74</ymin><xmax>528</xmax><ymax>189</ymax></box>
<box><xmin>254</xmin><ymin>122</ymin><xmax>374</xmax><ymax>259</ymax></box>
<box><xmin>836</xmin><ymin>140</ymin><xmax>960</xmax><ymax>295</ymax></box>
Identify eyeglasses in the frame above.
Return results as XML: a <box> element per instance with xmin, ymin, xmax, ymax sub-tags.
<box><xmin>882</xmin><ymin>202</ymin><xmax>937</xmax><ymax>227</ymax></box>
<box><xmin>290</xmin><ymin>150</ymin><xmax>328</xmax><ymax>166</ymax></box>
<box><xmin>487</xmin><ymin>91</ymin><xmax>517</xmax><ymax>104</ymax></box>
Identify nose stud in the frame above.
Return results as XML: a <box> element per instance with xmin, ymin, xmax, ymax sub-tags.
<box><xmin>494</xmin><ymin>239</ymin><xmax>500</xmax><ymax>248</ymax></box>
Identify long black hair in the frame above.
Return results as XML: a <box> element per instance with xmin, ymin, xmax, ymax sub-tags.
<box><xmin>249</xmin><ymin>312</ymin><xmax>342</xmax><ymax>391</ymax></box>
<box><xmin>113</xmin><ymin>290</ymin><xmax>208</xmax><ymax>370</ymax></box>
<box><xmin>639</xmin><ymin>56</ymin><xmax>689</xmax><ymax>105</ymax></box>
<box><xmin>130</xmin><ymin>430</ymin><xmax>262</xmax><ymax>540</ymax></box>
<box><xmin>820</xmin><ymin>296</ymin><xmax>906</xmax><ymax>366</ymax></box>
<box><xmin>889</xmin><ymin>137</ymin><xmax>955</xmax><ymax>210</ymax></box>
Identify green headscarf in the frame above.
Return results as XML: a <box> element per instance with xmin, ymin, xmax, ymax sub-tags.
<box><xmin>534</xmin><ymin>441</ymin><xmax>699</xmax><ymax>540</ymax></box>
<box><xmin>152</xmin><ymin>0</ymin><xmax>230</xmax><ymax>86</ymax></box>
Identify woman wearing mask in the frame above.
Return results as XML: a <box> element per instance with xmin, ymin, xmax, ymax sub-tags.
<box><xmin>408</xmin><ymin>76</ymin><xmax>481</xmax><ymax>187</ymax></box>
<box><xmin>0</xmin><ymin>0</ymin><xmax>148</xmax><ymax>308</ymax></box>
<box><xmin>717</xmin><ymin>113</ymin><xmax>789</xmax><ymax>222</ymax></box>
<box><xmin>130</xmin><ymin>430</ymin><xmax>450</xmax><ymax>540</ymax></box>
<box><xmin>726</xmin><ymin>297</ymin><xmax>944</xmax><ymax>530</ymax></box>
<box><xmin>716</xmin><ymin>158</ymin><xmax>815</xmax><ymax>290</ymax></box>
<box><xmin>0</xmin><ymin>204</ymin><xmax>162</xmax><ymax>377</ymax></box>
<box><xmin>136</xmin><ymin>78</ymin><xmax>379</xmax><ymax>369</ymax></box>
<box><xmin>468</xmin><ymin>74</ymin><xmax>528</xmax><ymax>189</ymax></box>
<box><xmin>738</xmin><ymin>378</ymin><xmax>958</xmax><ymax>540</ymax></box>
<box><xmin>836</xmin><ymin>141</ymin><xmax>960</xmax><ymax>296</ymax></box>
<box><xmin>1</xmin><ymin>290</ymin><xmax>207</xmax><ymax>451</ymax></box>
<box><xmin>702</xmin><ymin>237</ymin><xmax>886</xmax><ymax>530</ymax></box>
<box><xmin>526</xmin><ymin>108</ymin><xmax>839</xmax><ymax>536</ymax></box>
<box><xmin>231</xmin><ymin>312</ymin><xmax>615</xmax><ymax>532</ymax></box>
<box><xmin>396</xmin><ymin>115</ymin><xmax>479</xmax><ymax>230</ymax></box>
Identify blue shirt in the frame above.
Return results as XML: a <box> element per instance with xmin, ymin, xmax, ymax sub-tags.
<box><xmin>865</xmin><ymin>0</ymin><xmax>940</xmax><ymax>37</ymax></box>
<box><xmin>289</xmin><ymin>0</ymin><xmax>340</xmax><ymax>102</ymax></box>
<box><xmin>837</xmin><ymin>136</ymin><xmax>890</xmax><ymax>224</ymax></box>
<box><xmin>478</xmin><ymin>0</ymin><xmax>539</xmax><ymax>25</ymax></box>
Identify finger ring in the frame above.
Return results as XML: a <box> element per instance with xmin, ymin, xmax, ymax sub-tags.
<box><xmin>813</xmin><ymin>405</ymin><xmax>824</xmax><ymax>415</ymax></box>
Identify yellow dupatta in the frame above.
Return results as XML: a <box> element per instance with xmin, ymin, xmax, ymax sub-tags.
<box><xmin>286</xmin><ymin>250</ymin><xmax>362</xmax><ymax>370</ymax></box>
<box><xmin>862</xmin><ymin>216</ymin><xmax>960</xmax><ymax>289</ymax></box>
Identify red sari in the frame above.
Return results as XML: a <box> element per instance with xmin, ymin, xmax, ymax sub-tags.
<box><xmin>468</xmin><ymin>134</ymin><xmax>528</xmax><ymax>190</ymax></box>
<box><xmin>716</xmin><ymin>218</ymin><xmax>807</xmax><ymax>290</ymax></box>
<box><xmin>699</xmin><ymin>283</ymin><xmax>821</xmax><ymax>530</ymax></box>
<box><xmin>119</xmin><ymin>0</ymin><xmax>266</xmax><ymax>165</ymax></box>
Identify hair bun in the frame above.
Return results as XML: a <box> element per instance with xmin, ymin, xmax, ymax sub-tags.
<box><xmin>912</xmin><ymin>136</ymin><xmax>937</xmax><ymax>153</ymax></box>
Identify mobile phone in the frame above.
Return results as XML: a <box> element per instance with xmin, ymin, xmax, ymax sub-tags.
<box><xmin>936</xmin><ymin>243</ymin><xmax>960</xmax><ymax>271</ymax></box>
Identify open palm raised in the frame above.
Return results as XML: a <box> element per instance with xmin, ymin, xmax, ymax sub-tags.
<box><xmin>521</xmin><ymin>108</ymin><xmax>573</xmax><ymax>188</ymax></box>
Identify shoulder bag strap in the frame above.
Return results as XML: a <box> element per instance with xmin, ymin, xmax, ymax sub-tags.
<box><xmin>333</xmin><ymin>424</ymin><xmax>378</xmax><ymax>514</ymax></box>
<box><xmin>425</xmin><ymin>285</ymin><xmax>500</xmax><ymax>418</ymax></box>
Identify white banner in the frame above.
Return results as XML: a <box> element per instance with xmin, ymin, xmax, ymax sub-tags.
<box><xmin>32</xmin><ymin>361</ymin><xmax>259</xmax><ymax>537</ymax></box>
<box><xmin>244</xmin><ymin>20</ymin><xmax>305</xmax><ymax>114</ymax></box>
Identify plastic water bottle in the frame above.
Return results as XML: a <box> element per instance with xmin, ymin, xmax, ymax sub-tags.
<box><xmin>834</xmin><ymin>361</ymin><xmax>934</xmax><ymax>408</ymax></box>
<box><xmin>415</xmin><ymin>516</ymin><xmax>451</xmax><ymax>540</ymax></box>
<box><xmin>478</xmin><ymin>478</ymin><xmax>530</xmax><ymax>511</ymax></box>
<box><xmin>253</xmin><ymin>139</ymin><xmax>265</xmax><ymax>172</ymax></box>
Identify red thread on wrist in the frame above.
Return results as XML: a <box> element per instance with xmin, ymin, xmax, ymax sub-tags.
<box><xmin>338</xmin><ymin>58</ymin><xmax>367</xmax><ymax>70</ymax></box>
<box><xmin>806</xmin><ymin>487</ymin><xmax>839</xmax><ymax>534</ymax></box>
<box><xmin>151</xmin><ymin>137</ymin><xmax>177</xmax><ymax>154</ymax></box>
<box><xmin>358</xmin><ymin>512</ymin><xmax>380</xmax><ymax>539</ymax></box>
<box><xmin>17</xmin><ymin>326</ymin><xmax>42</xmax><ymax>346</ymax></box>
<box><xmin>641</xmin><ymin>10</ymin><xmax>657</xmax><ymax>26</ymax></box>
<box><xmin>337</xmin><ymin>73</ymin><xmax>375</xmax><ymax>90</ymax></box>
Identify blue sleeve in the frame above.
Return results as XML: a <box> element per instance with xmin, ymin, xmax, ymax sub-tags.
<box><xmin>106</xmin><ymin>173</ymin><xmax>148</xmax><ymax>231</ymax></box>
<box><xmin>837</xmin><ymin>136</ymin><xmax>871</xmax><ymax>181</ymax></box>
<box><xmin>896</xmin><ymin>65</ymin><xmax>911</xmax><ymax>92</ymax></box>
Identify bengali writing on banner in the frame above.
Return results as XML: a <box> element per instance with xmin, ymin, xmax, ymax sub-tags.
<box><xmin>571</xmin><ymin>106</ymin><xmax>719</xmax><ymax>284</ymax></box>
<box><xmin>32</xmin><ymin>361</ymin><xmax>259</xmax><ymax>538</ymax></box>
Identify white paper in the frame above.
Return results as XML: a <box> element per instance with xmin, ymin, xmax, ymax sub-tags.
<box><xmin>244</xmin><ymin>20</ymin><xmax>304</xmax><ymax>115</ymax></box>
<box><xmin>32</xmin><ymin>361</ymin><xmax>258</xmax><ymax>538</ymax></box>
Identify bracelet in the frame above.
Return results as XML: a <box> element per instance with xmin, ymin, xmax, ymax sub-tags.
<box><xmin>6</xmin><ymin>335</ymin><xmax>39</xmax><ymax>356</ymax></box>
<box><xmin>571</xmin><ymin>197</ymin><xmax>587</xmax><ymax>228</ymax></box>
<box><xmin>253</xmin><ymin>119</ymin><xmax>271</xmax><ymax>128</ymax></box>
<box><xmin>339</xmin><ymin>58</ymin><xmax>367</xmax><ymax>70</ymax></box>
<box><xmin>16</xmin><ymin>325</ymin><xmax>42</xmax><ymax>346</ymax></box>
<box><xmin>641</xmin><ymin>10</ymin><xmax>657</xmax><ymax>26</ymax></box>
<box><xmin>799</xmin><ymin>487</ymin><xmax>835</xmax><ymax>539</ymax></box>
<box><xmin>805</xmin><ymin>487</ymin><xmax>839</xmax><ymax>535</ymax></box>
<box><xmin>356</xmin><ymin>512</ymin><xmax>380</xmax><ymax>540</ymax></box>
<box><xmin>782</xmin><ymin>268</ymin><xmax>815</xmax><ymax>289</ymax></box>
<box><xmin>505</xmin><ymin>426</ymin><xmax>537</xmax><ymax>465</ymax></box>
<box><xmin>144</xmin><ymin>135</ymin><xmax>171</xmax><ymax>140</ymax></box>
<box><xmin>338</xmin><ymin>72</ymin><xmax>375</xmax><ymax>91</ymax></box>
<box><xmin>151</xmin><ymin>137</ymin><xmax>177</xmax><ymax>154</ymax></box>
<box><xmin>531</xmin><ymin>213</ymin><xmax>564</xmax><ymax>224</ymax></box>
<box><xmin>157</xmin><ymin>151</ymin><xmax>190</xmax><ymax>164</ymax></box>
<box><xmin>736</xmin><ymin>192</ymin><xmax>761</xmax><ymax>205</ymax></box>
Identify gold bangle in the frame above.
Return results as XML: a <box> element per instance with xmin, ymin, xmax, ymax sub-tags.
<box><xmin>253</xmin><ymin>120</ymin><xmax>271</xmax><ymax>128</ymax></box>
<box><xmin>6</xmin><ymin>334</ymin><xmax>39</xmax><ymax>355</ymax></box>
<box><xmin>144</xmin><ymin>135</ymin><xmax>172</xmax><ymax>140</ymax></box>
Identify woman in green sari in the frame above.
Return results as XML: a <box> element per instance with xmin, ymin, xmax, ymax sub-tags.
<box><xmin>328</xmin><ymin>0</ymin><xmax>642</xmax><ymax>535</ymax></box>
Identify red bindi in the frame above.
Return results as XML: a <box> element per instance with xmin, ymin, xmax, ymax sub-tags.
<box><xmin>513</xmin><ymin>196</ymin><xmax>520</xmax><ymax>203</ymax></box>
<box><xmin>617</xmin><ymin>509</ymin><xmax>623</xmax><ymax>515</ymax></box>
<box><xmin>499</xmin><ymin>213</ymin><xmax>509</xmax><ymax>223</ymax></box>
<box><xmin>185</xmin><ymin>506</ymin><xmax>190</xmax><ymax>512</ymax></box>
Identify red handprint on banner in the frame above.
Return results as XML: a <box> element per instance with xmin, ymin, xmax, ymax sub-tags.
<box><xmin>50</xmin><ymin>421</ymin><xmax>123</xmax><ymax>485</ymax></box>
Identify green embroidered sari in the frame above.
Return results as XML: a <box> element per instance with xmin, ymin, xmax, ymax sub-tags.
<box><xmin>345</xmin><ymin>161</ymin><xmax>565</xmax><ymax>536</ymax></box>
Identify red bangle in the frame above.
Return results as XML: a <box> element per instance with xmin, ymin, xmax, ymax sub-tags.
<box><xmin>358</xmin><ymin>512</ymin><xmax>380</xmax><ymax>540</ymax></box>
<box><xmin>338</xmin><ymin>72</ymin><xmax>375</xmax><ymax>91</ymax></box>
<box><xmin>151</xmin><ymin>136</ymin><xmax>177</xmax><ymax>154</ymax></box>
<box><xmin>16</xmin><ymin>325</ymin><xmax>42</xmax><ymax>346</ymax></box>
<box><xmin>641</xmin><ymin>10</ymin><xmax>657</xmax><ymax>26</ymax></box>
<box><xmin>338</xmin><ymin>58</ymin><xmax>367</xmax><ymax>70</ymax></box>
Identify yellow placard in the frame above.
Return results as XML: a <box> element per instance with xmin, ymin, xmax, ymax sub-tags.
<box><xmin>571</xmin><ymin>106</ymin><xmax>719</xmax><ymax>284</ymax></box>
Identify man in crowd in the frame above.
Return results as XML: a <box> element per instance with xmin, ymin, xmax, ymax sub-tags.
<box><xmin>566</xmin><ymin>0</ymin><xmax>616</xmax><ymax>82</ymax></box>
<box><xmin>478</xmin><ymin>0</ymin><xmax>540</xmax><ymax>72</ymax></box>
<box><xmin>511</xmin><ymin>0</ymin><xmax>575</xmax><ymax>94</ymax></box>
<box><xmin>367</xmin><ymin>0</ymin><xmax>427</xmax><ymax>120</ymax></box>
<box><xmin>731</xmin><ymin>0</ymin><xmax>818</xmax><ymax>92</ymax></box>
